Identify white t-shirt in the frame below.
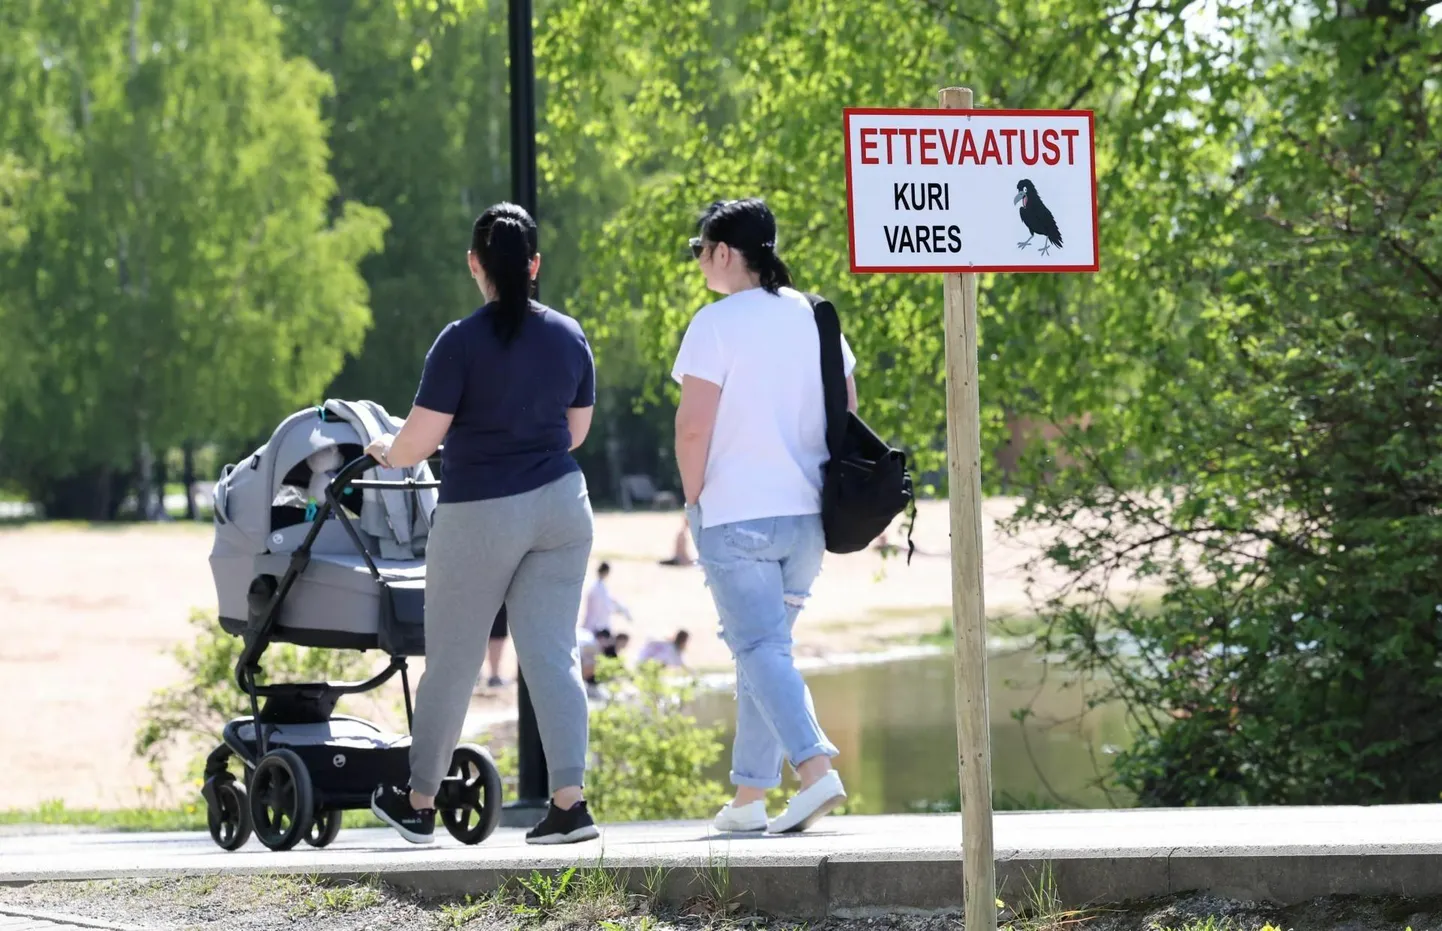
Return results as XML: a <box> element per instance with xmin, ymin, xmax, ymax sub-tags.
<box><xmin>636</xmin><ymin>639</ymin><xmax>685</xmax><ymax>667</ymax></box>
<box><xmin>671</xmin><ymin>286</ymin><xmax>856</xmax><ymax>529</ymax></box>
<box><xmin>580</xmin><ymin>578</ymin><xmax>629</xmax><ymax>633</ymax></box>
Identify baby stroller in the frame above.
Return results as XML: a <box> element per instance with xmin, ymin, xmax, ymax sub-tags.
<box><xmin>203</xmin><ymin>399</ymin><xmax>503</xmax><ymax>852</ymax></box>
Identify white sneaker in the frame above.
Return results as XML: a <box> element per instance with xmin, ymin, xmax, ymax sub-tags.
<box><xmin>767</xmin><ymin>771</ymin><xmax>846</xmax><ymax>834</ymax></box>
<box><xmin>712</xmin><ymin>800</ymin><xmax>768</xmax><ymax>833</ymax></box>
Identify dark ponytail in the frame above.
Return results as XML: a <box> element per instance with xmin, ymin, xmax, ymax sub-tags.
<box><xmin>752</xmin><ymin>242</ymin><xmax>792</xmax><ymax>294</ymax></box>
<box><xmin>697</xmin><ymin>197</ymin><xmax>792</xmax><ymax>295</ymax></box>
<box><xmin>471</xmin><ymin>203</ymin><xmax>538</xmax><ymax>345</ymax></box>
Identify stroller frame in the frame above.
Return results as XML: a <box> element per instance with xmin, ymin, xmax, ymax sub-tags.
<box><xmin>201</xmin><ymin>453</ymin><xmax>503</xmax><ymax>852</ymax></box>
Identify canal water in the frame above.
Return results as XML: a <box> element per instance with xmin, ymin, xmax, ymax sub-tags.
<box><xmin>690</xmin><ymin>648</ymin><xmax>1134</xmax><ymax>813</ymax></box>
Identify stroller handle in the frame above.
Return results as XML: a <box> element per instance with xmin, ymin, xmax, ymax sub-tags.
<box><xmin>326</xmin><ymin>454</ymin><xmax>380</xmax><ymax>500</ymax></box>
<box><xmin>327</xmin><ymin>453</ymin><xmax>443</xmax><ymax>500</ymax></box>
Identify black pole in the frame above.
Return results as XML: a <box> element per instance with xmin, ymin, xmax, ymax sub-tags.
<box><xmin>182</xmin><ymin>443</ymin><xmax>197</xmax><ymax>521</ymax></box>
<box><xmin>502</xmin><ymin>0</ymin><xmax>550</xmax><ymax>828</ymax></box>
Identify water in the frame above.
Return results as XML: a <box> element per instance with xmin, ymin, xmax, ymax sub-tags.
<box><xmin>690</xmin><ymin>649</ymin><xmax>1135</xmax><ymax>813</ymax></box>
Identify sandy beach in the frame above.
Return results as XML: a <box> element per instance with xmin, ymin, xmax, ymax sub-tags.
<box><xmin>0</xmin><ymin>499</ymin><xmax>1103</xmax><ymax>810</ymax></box>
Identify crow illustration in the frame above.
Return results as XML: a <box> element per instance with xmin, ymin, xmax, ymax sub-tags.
<box><xmin>1014</xmin><ymin>179</ymin><xmax>1063</xmax><ymax>256</ymax></box>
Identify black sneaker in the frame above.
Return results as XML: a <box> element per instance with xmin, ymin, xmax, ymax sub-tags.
<box><xmin>371</xmin><ymin>784</ymin><xmax>435</xmax><ymax>845</ymax></box>
<box><xmin>525</xmin><ymin>800</ymin><xmax>600</xmax><ymax>845</ymax></box>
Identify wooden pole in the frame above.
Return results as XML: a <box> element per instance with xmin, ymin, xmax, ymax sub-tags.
<box><xmin>940</xmin><ymin>84</ymin><xmax>997</xmax><ymax>931</ymax></box>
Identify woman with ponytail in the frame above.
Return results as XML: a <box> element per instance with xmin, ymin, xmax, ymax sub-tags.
<box><xmin>364</xmin><ymin>203</ymin><xmax>600</xmax><ymax>846</ymax></box>
<box><xmin>672</xmin><ymin>198</ymin><xmax>858</xmax><ymax>835</ymax></box>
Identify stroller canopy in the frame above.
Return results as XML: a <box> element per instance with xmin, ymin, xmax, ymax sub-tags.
<box><xmin>212</xmin><ymin>399</ymin><xmax>437</xmax><ymax>563</ymax></box>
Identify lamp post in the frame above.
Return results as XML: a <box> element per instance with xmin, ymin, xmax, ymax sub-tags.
<box><xmin>499</xmin><ymin>0</ymin><xmax>550</xmax><ymax>829</ymax></box>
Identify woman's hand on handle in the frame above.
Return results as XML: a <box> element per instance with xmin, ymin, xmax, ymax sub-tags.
<box><xmin>371</xmin><ymin>405</ymin><xmax>453</xmax><ymax>469</ymax></box>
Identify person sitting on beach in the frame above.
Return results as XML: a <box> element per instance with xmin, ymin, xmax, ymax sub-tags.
<box><xmin>659</xmin><ymin>517</ymin><xmax>696</xmax><ymax>567</ymax></box>
<box><xmin>636</xmin><ymin>629</ymin><xmax>689</xmax><ymax>669</ymax></box>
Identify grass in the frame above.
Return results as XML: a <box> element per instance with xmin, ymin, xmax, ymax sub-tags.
<box><xmin>1000</xmin><ymin>861</ymin><xmax>1096</xmax><ymax>931</ymax></box>
<box><xmin>0</xmin><ymin>798</ymin><xmax>387</xmax><ymax>833</ymax></box>
<box><xmin>0</xmin><ymin>800</ymin><xmax>208</xmax><ymax>832</ymax></box>
<box><xmin>917</xmin><ymin>610</ymin><xmax>1051</xmax><ymax>646</ymax></box>
<box><xmin>281</xmin><ymin>875</ymin><xmax>385</xmax><ymax>917</ymax></box>
<box><xmin>436</xmin><ymin>892</ymin><xmax>506</xmax><ymax>929</ymax></box>
<box><xmin>1</xmin><ymin>873</ymin><xmax>1327</xmax><ymax>931</ymax></box>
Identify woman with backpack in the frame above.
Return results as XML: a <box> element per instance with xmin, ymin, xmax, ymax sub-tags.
<box><xmin>362</xmin><ymin>202</ymin><xmax>599</xmax><ymax>846</ymax></box>
<box><xmin>673</xmin><ymin>198</ymin><xmax>857</xmax><ymax>834</ymax></box>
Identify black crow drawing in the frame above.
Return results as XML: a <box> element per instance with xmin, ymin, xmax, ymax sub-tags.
<box><xmin>1013</xmin><ymin>179</ymin><xmax>1063</xmax><ymax>256</ymax></box>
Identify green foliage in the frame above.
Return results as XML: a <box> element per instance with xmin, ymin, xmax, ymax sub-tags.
<box><xmin>536</xmin><ymin>0</ymin><xmax>1242</xmax><ymax>484</ymax></box>
<box><xmin>284</xmin><ymin>877</ymin><xmax>383</xmax><ymax>917</ymax></box>
<box><xmin>0</xmin><ymin>799</ymin><xmax>207</xmax><ymax>832</ymax></box>
<box><xmin>509</xmin><ymin>866</ymin><xmax>630</xmax><ymax>926</ymax></box>
<box><xmin>133</xmin><ymin>609</ymin><xmax>367</xmax><ymax>785</ymax></box>
<box><xmin>0</xmin><ymin>0</ymin><xmax>386</xmax><ymax>516</ymax></box>
<box><xmin>1007</xmin><ymin>2</ymin><xmax>1442</xmax><ymax>805</ymax></box>
<box><xmin>586</xmin><ymin>659</ymin><xmax>731</xmax><ymax>823</ymax></box>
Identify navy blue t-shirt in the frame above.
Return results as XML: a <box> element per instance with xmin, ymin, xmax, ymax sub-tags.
<box><xmin>414</xmin><ymin>301</ymin><xmax>595</xmax><ymax>504</ymax></box>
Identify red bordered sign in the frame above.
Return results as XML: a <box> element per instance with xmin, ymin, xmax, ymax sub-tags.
<box><xmin>843</xmin><ymin>108</ymin><xmax>1099</xmax><ymax>275</ymax></box>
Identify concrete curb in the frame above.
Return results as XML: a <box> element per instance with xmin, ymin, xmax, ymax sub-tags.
<box><xmin>9</xmin><ymin>811</ymin><xmax>1442</xmax><ymax>918</ymax></box>
<box><xmin>317</xmin><ymin>851</ymin><xmax>1442</xmax><ymax>918</ymax></box>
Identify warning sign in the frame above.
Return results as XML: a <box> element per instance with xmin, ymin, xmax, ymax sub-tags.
<box><xmin>843</xmin><ymin>108</ymin><xmax>1099</xmax><ymax>274</ymax></box>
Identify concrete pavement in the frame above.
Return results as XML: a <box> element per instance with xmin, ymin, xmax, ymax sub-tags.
<box><xmin>6</xmin><ymin>807</ymin><xmax>1442</xmax><ymax>917</ymax></box>
<box><xmin>0</xmin><ymin>907</ymin><xmax>145</xmax><ymax>931</ymax></box>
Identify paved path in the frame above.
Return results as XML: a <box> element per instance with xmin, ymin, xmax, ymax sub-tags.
<box><xmin>6</xmin><ymin>807</ymin><xmax>1442</xmax><ymax>916</ymax></box>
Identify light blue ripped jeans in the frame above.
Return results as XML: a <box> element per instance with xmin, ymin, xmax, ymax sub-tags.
<box><xmin>687</xmin><ymin>506</ymin><xmax>839</xmax><ymax>788</ymax></box>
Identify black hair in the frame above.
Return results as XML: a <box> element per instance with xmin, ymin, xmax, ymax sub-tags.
<box><xmin>471</xmin><ymin>202</ymin><xmax>538</xmax><ymax>345</ymax></box>
<box><xmin>697</xmin><ymin>198</ymin><xmax>792</xmax><ymax>295</ymax></box>
<box><xmin>674</xmin><ymin>629</ymin><xmax>690</xmax><ymax>646</ymax></box>
<box><xmin>598</xmin><ymin>561</ymin><xmax>611</xmax><ymax>575</ymax></box>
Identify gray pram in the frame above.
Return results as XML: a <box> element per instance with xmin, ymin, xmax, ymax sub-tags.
<box><xmin>202</xmin><ymin>399</ymin><xmax>502</xmax><ymax>852</ymax></box>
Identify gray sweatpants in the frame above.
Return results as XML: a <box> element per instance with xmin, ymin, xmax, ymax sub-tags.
<box><xmin>409</xmin><ymin>470</ymin><xmax>593</xmax><ymax>796</ymax></box>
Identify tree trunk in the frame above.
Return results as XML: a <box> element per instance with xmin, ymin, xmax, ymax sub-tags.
<box><xmin>183</xmin><ymin>443</ymin><xmax>197</xmax><ymax>520</ymax></box>
<box><xmin>153</xmin><ymin>450</ymin><xmax>169</xmax><ymax>521</ymax></box>
<box><xmin>36</xmin><ymin>468</ymin><xmax>131</xmax><ymax>521</ymax></box>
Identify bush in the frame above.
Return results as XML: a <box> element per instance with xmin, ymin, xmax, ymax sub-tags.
<box><xmin>137</xmin><ymin>619</ymin><xmax>800</xmax><ymax>823</ymax></box>
<box><xmin>1007</xmin><ymin>4</ymin><xmax>1442</xmax><ymax>806</ymax></box>
<box><xmin>586</xmin><ymin>659</ymin><xmax>730</xmax><ymax>822</ymax></box>
<box><xmin>134</xmin><ymin>610</ymin><xmax>367</xmax><ymax>787</ymax></box>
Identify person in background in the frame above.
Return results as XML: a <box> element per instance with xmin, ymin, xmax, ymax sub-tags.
<box><xmin>364</xmin><ymin>202</ymin><xmax>599</xmax><ymax>847</ymax></box>
<box><xmin>580</xmin><ymin>561</ymin><xmax>632</xmax><ymax>640</ymax></box>
<box><xmin>581</xmin><ymin>631</ymin><xmax>631</xmax><ymax>696</ymax></box>
<box><xmin>673</xmin><ymin>198</ymin><xmax>856</xmax><ymax>836</ymax></box>
<box><xmin>474</xmin><ymin>606</ymin><xmax>510</xmax><ymax>690</ymax></box>
<box><xmin>603</xmin><ymin>631</ymin><xmax>631</xmax><ymax>660</ymax></box>
<box><xmin>659</xmin><ymin>517</ymin><xmax>696</xmax><ymax>567</ymax></box>
<box><xmin>636</xmin><ymin>629</ymin><xmax>689</xmax><ymax>669</ymax></box>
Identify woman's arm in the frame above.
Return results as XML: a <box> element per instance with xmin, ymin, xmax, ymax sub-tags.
<box><xmin>567</xmin><ymin>406</ymin><xmax>594</xmax><ymax>450</ymax></box>
<box><xmin>847</xmin><ymin>375</ymin><xmax>858</xmax><ymax>413</ymax></box>
<box><xmin>365</xmin><ymin>405</ymin><xmax>452</xmax><ymax>469</ymax></box>
<box><xmin>675</xmin><ymin>375</ymin><xmax>722</xmax><ymax>506</ymax></box>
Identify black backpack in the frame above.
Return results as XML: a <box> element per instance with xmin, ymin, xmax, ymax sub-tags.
<box><xmin>806</xmin><ymin>292</ymin><xmax>916</xmax><ymax>561</ymax></box>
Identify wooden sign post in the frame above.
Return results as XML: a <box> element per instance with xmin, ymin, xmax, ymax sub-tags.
<box><xmin>938</xmin><ymin>84</ymin><xmax>996</xmax><ymax>931</ymax></box>
<box><xmin>842</xmin><ymin>86</ymin><xmax>1098</xmax><ymax>931</ymax></box>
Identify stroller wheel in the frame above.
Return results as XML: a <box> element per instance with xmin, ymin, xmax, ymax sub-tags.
<box><xmin>439</xmin><ymin>744</ymin><xmax>504</xmax><ymax>846</ymax></box>
<box><xmin>205</xmin><ymin>779</ymin><xmax>252</xmax><ymax>851</ymax></box>
<box><xmin>248</xmin><ymin>749</ymin><xmax>315</xmax><ymax>851</ymax></box>
<box><xmin>305</xmin><ymin>809</ymin><xmax>343</xmax><ymax>848</ymax></box>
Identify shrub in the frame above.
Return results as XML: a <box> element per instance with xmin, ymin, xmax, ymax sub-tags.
<box><xmin>134</xmin><ymin>610</ymin><xmax>367</xmax><ymax>787</ymax></box>
<box><xmin>586</xmin><ymin>659</ymin><xmax>730</xmax><ymax>822</ymax></box>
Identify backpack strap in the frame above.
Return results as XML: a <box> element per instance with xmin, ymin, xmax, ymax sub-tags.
<box><xmin>804</xmin><ymin>293</ymin><xmax>918</xmax><ymax>566</ymax></box>
<box><xmin>804</xmin><ymin>292</ymin><xmax>849</xmax><ymax>461</ymax></box>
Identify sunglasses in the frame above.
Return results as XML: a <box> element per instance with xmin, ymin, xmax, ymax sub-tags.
<box><xmin>688</xmin><ymin>236</ymin><xmax>705</xmax><ymax>259</ymax></box>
